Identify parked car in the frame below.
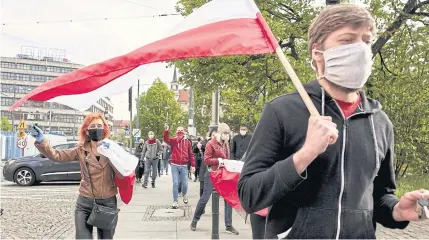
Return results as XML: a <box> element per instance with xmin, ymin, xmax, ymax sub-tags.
<box><xmin>2</xmin><ymin>142</ymin><xmax>80</xmax><ymax>186</ymax></box>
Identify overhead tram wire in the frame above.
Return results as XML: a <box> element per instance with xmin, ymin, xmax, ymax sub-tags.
<box><xmin>2</xmin><ymin>13</ymin><xmax>181</xmax><ymax>26</ymax></box>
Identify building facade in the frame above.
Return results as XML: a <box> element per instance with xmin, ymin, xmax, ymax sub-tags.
<box><xmin>1</xmin><ymin>54</ymin><xmax>114</xmax><ymax>140</ymax></box>
<box><xmin>170</xmin><ymin>67</ymin><xmax>189</xmax><ymax>112</ymax></box>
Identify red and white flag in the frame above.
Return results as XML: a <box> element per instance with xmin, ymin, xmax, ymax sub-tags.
<box><xmin>9</xmin><ymin>0</ymin><xmax>279</xmax><ymax>111</ymax></box>
<box><xmin>209</xmin><ymin>160</ymin><xmax>269</xmax><ymax>217</ymax></box>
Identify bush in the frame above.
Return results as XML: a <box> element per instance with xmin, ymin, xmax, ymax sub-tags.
<box><xmin>396</xmin><ymin>174</ymin><xmax>429</xmax><ymax>198</ymax></box>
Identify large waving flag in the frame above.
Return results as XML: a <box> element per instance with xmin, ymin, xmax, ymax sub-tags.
<box><xmin>9</xmin><ymin>0</ymin><xmax>279</xmax><ymax>111</ymax></box>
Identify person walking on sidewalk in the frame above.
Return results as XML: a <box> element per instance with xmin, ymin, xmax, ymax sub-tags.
<box><xmin>190</xmin><ymin>123</ymin><xmax>239</xmax><ymax>235</ymax></box>
<box><xmin>161</xmin><ymin>141</ymin><xmax>171</xmax><ymax>175</ymax></box>
<box><xmin>231</xmin><ymin>124</ymin><xmax>251</xmax><ymax>161</ymax></box>
<box><xmin>238</xmin><ymin>4</ymin><xmax>429</xmax><ymax>239</ymax></box>
<box><xmin>29</xmin><ymin>113</ymin><xmax>121</xmax><ymax>239</ymax></box>
<box><xmin>192</xmin><ymin>137</ymin><xmax>204</xmax><ymax>182</ymax></box>
<box><xmin>134</xmin><ymin>138</ymin><xmax>145</xmax><ymax>183</ymax></box>
<box><xmin>164</xmin><ymin>125</ymin><xmax>195</xmax><ymax>209</ymax></box>
<box><xmin>141</xmin><ymin>131</ymin><xmax>162</xmax><ymax>188</ymax></box>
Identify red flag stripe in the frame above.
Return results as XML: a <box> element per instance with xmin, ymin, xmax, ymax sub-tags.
<box><xmin>10</xmin><ymin>17</ymin><xmax>275</xmax><ymax>111</ymax></box>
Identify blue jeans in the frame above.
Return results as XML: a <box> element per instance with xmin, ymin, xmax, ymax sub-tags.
<box><xmin>171</xmin><ymin>164</ymin><xmax>188</xmax><ymax>201</ymax></box>
<box><xmin>193</xmin><ymin>174</ymin><xmax>233</xmax><ymax>227</ymax></box>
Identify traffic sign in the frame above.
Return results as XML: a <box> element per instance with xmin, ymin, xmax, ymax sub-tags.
<box><xmin>18</xmin><ymin>131</ymin><xmax>26</xmax><ymax>139</ymax></box>
<box><xmin>132</xmin><ymin>129</ymin><xmax>141</xmax><ymax>137</ymax></box>
<box><xmin>17</xmin><ymin>138</ymin><xmax>27</xmax><ymax>149</ymax></box>
<box><xmin>18</xmin><ymin>120</ymin><xmax>27</xmax><ymax>129</ymax></box>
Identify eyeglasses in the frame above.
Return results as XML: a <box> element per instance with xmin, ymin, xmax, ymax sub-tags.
<box><xmin>88</xmin><ymin>124</ymin><xmax>103</xmax><ymax>129</ymax></box>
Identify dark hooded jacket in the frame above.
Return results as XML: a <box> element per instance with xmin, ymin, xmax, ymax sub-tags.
<box><xmin>238</xmin><ymin>81</ymin><xmax>409</xmax><ymax>239</ymax></box>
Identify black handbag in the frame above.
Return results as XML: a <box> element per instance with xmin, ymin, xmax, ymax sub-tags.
<box><xmin>84</xmin><ymin>152</ymin><xmax>120</xmax><ymax>230</ymax></box>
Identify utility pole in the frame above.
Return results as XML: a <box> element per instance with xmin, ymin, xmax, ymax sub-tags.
<box><xmin>188</xmin><ymin>86</ymin><xmax>195</xmax><ymax>138</ymax></box>
<box><xmin>48</xmin><ymin>102</ymin><xmax>53</xmax><ymax>133</ymax></box>
<box><xmin>128</xmin><ymin>87</ymin><xmax>133</xmax><ymax>149</ymax></box>
<box><xmin>135</xmin><ymin>79</ymin><xmax>140</xmax><ymax>143</ymax></box>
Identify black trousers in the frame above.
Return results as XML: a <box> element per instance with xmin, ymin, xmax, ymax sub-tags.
<box><xmin>250</xmin><ymin>213</ymin><xmax>266</xmax><ymax>239</ymax></box>
<box><xmin>135</xmin><ymin>161</ymin><xmax>144</xmax><ymax>179</ymax></box>
<box><xmin>195</xmin><ymin>160</ymin><xmax>201</xmax><ymax>179</ymax></box>
<box><xmin>75</xmin><ymin>195</ymin><xmax>118</xmax><ymax>239</ymax></box>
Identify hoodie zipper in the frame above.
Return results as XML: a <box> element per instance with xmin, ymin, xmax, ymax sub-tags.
<box><xmin>333</xmin><ymin>99</ymin><xmax>370</xmax><ymax>240</ymax></box>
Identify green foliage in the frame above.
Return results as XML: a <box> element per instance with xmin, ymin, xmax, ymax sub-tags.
<box><xmin>175</xmin><ymin>0</ymin><xmax>429</xmax><ymax>177</ymax></box>
<box><xmin>0</xmin><ymin>116</ymin><xmax>12</xmax><ymax>131</ymax></box>
<box><xmin>136</xmin><ymin>78</ymin><xmax>187</xmax><ymax>140</ymax></box>
<box><xmin>396</xmin><ymin>174</ymin><xmax>429</xmax><ymax>198</ymax></box>
<box><xmin>111</xmin><ymin>129</ymin><xmax>126</xmax><ymax>144</ymax></box>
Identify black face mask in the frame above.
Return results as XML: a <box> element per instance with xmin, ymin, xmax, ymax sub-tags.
<box><xmin>88</xmin><ymin>129</ymin><xmax>104</xmax><ymax>142</ymax></box>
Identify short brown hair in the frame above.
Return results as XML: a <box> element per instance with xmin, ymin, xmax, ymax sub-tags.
<box><xmin>307</xmin><ymin>4</ymin><xmax>377</xmax><ymax>54</ymax></box>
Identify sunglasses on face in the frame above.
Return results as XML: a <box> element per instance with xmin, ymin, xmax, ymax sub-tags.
<box><xmin>88</xmin><ymin>124</ymin><xmax>103</xmax><ymax>129</ymax></box>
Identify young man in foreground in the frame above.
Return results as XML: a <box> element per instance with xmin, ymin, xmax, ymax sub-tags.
<box><xmin>238</xmin><ymin>4</ymin><xmax>428</xmax><ymax>239</ymax></box>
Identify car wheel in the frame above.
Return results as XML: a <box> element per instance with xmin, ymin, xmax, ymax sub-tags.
<box><xmin>14</xmin><ymin>167</ymin><xmax>36</xmax><ymax>186</ymax></box>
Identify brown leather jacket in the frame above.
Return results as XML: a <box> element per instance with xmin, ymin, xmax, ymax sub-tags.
<box><xmin>35</xmin><ymin>140</ymin><xmax>118</xmax><ymax>199</ymax></box>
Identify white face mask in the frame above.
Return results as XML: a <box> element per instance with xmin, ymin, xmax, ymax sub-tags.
<box><xmin>314</xmin><ymin>42</ymin><xmax>373</xmax><ymax>89</ymax></box>
<box><xmin>240</xmin><ymin>130</ymin><xmax>247</xmax><ymax>136</ymax></box>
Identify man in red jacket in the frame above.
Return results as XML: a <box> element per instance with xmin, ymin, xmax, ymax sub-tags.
<box><xmin>164</xmin><ymin>125</ymin><xmax>195</xmax><ymax>209</ymax></box>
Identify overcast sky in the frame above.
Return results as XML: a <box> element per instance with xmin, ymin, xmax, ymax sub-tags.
<box><xmin>1</xmin><ymin>0</ymin><xmax>345</xmax><ymax>120</ymax></box>
<box><xmin>1</xmin><ymin>0</ymin><xmax>183</xmax><ymax>120</ymax></box>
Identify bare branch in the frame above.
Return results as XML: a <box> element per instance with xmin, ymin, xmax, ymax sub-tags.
<box><xmin>414</xmin><ymin>11</ymin><xmax>429</xmax><ymax>17</ymax></box>
<box><xmin>371</xmin><ymin>0</ymin><xmax>429</xmax><ymax>57</ymax></box>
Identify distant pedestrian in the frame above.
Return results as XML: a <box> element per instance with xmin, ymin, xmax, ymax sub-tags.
<box><xmin>161</xmin><ymin>141</ymin><xmax>171</xmax><ymax>175</ymax></box>
<box><xmin>141</xmin><ymin>131</ymin><xmax>162</xmax><ymax>188</ymax></box>
<box><xmin>231</xmin><ymin>124</ymin><xmax>251</xmax><ymax>160</ymax></box>
<box><xmin>193</xmin><ymin>137</ymin><xmax>204</xmax><ymax>182</ymax></box>
<box><xmin>134</xmin><ymin>139</ymin><xmax>145</xmax><ymax>182</ymax></box>
<box><xmin>164</xmin><ymin>125</ymin><xmax>195</xmax><ymax>209</ymax></box>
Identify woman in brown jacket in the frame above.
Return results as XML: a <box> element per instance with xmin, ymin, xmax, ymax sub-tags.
<box><xmin>29</xmin><ymin>113</ymin><xmax>121</xmax><ymax>239</ymax></box>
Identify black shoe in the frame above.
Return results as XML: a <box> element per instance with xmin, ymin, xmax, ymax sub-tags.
<box><xmin>142</xmin><ymin>183</ymin><xmax>147</xmax><ymax>188</ymax></box>
<box><xmin>226</xmin><ymin>226</ymin><xmax>239</xmax><ymax>235</ymax></box>
<box><xmin>151</xmin><ymin>182</ymin><xmax>155</xmax><ymax>188</ymax></box>
<box><xmin>190</xmin><ymin>220</ymin><xmax>197</xmax><ymax>231</ymax></box>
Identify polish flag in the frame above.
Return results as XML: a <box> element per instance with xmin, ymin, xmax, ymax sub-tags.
<box><xmin>209</xmin><ymin>160</ymin><xmax>269</xmax><ymax>217</ymax></box>
<box><xmin>9</xmin><ymin>0</ymin><xmax>279</xmax><ymax>111</ymax></box>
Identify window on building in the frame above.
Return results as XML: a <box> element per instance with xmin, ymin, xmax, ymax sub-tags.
<box><xmin>1</xmin><ymin>62</ymin><xmax>16</xmax><ymax>69</ymax></box>
<box><xmin>1</xmin><ymin>72</ymin><xmax>16</xmax><ymax>80</ymax></box>
<box><xmin>1</xmin><ymin>111</ymin><xmax>12</xmax><ymax>119</ymax></box>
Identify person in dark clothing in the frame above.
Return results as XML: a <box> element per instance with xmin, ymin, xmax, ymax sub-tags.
<box><xmin>250</xmin><ymin>214</ymin><xmax>266</xmax><ymax>239</ymax></box>
<box><xmin>231</xmin><ymin>124</ymin><xmax>251</xmax><ymax>160</ymax></box>
<box><xmin>134</xmin><ymin>139</ymin><xmax>145</xmax><ymax>182</ymax></box>
<box><xmin>161</xmin><ymin>141</ymin><xmax>171</xmax><ymax>175</ymax></box>
<box><xmin>238</xmin><ymin>4</ymin><xmax>428</xmax><ymax>239</ymax></box>
<box><xmin>240</xmin><ymin>152</ymin><xmax>267</xmax><ymax>239</ymax></box>
<box><xmin>192</xmin><ymin>137</ymin><xmax>204</xmax><ymax>182</ymax></box>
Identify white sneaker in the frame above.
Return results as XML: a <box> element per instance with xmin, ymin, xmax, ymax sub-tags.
<box><xmin>172</xmin><ymin>201</ymin><xmax>178</xmax><ymax>209</ymax></box>
<box><xmin>183</xmin><ymin>195</ymin><xmax>188</xmax><ymax>204</ymax></box>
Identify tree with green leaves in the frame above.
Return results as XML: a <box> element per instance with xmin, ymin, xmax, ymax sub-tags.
<box><xmin>173</xmin><ymin>0</ymin><xmax>429</xmax><ymax>178</ymax></box>
<box><xmin>136</xmin><ymin>78</ymin><xmax>187</xmax><ymax>139</ymax></box>
<box><xmin>0</xmin><ymin>116</ymin><xmax>12</xmax><ymax>132</ymax></box>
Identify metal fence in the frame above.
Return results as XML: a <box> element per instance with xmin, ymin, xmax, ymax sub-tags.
<box><xmin>0</xmin><ymin>132</ymin><xmax>21</xmax><ymax>161</ymax></box>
